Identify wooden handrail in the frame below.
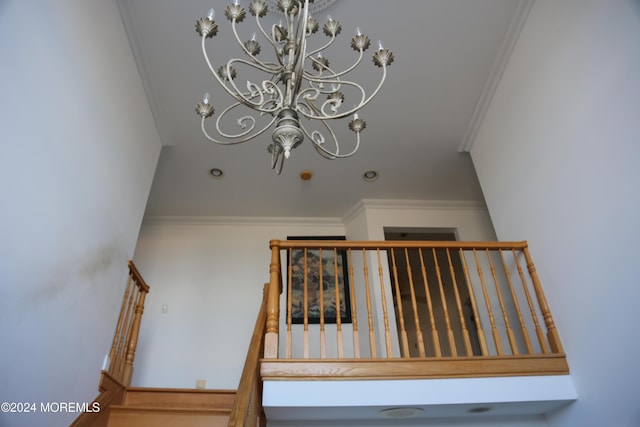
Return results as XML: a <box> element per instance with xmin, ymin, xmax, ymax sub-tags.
<box><xmin>228</xmin><ymin>283</ymin><xmax>269</xmax><ymax>427</ymax></box>
<box><xmin>270</xmin><ymin>239</ymin><xmax>529</xmax><ymax>250</ymax></box>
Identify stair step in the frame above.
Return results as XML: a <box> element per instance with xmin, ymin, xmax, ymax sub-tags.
<box><xmin>107</xmin><ymin>405</ymin><xmax>230</xmax><ymax>427</ymax></box>
<box><xmin>123</xmin><ymin>387</ymin><xmax>236</xmax><ymax>410</ymax></box>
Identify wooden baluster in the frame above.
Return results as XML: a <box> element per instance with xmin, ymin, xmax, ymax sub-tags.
<box><xmin>523</xmin><ymin>246</ymin><xmax>564</xmax><ymax>353</ymax></box>
<box><xmin>319</xmin><ymin>248</ymin><xmax>326</xmax><ymax>358</ymax></box>
<box><xmin>432</xmin><ymin>249</ymin><xmax>457</xmax><ymax>357</ymax></box>
<box><xmin>264</xmin><ymin>241</ymin><xmax>281</xmax><ymax>359</ymax></box>
<box><xmin>446</xmin><ymin>249</ymin><xmax>473</xmax><ymax>356</ymax></box>
<box><xmin>499</xmin><ymin>249</ymin><xmax>533</xmax><ymax>354</ymax></box>
<box><xmin>473</xmin><ymin>249</ymin><xmax>503</xmax><ymax>355</ymax></box>
<box><xmin>419</xmin><ymin>249</ymin><xmax>441</xmax><ymax>357</ymax></box>
<box><xmin>114</xmin><ymin>283</ymin><xmax>137</xmax><ymax>381</ymax></box>
<box><xmin>362</xmin><ymin>249</ymin><xmax>377</xmax><ymax>358</ymax></box>
<box><xmin>513</xmin><ymin>249</ymin><xmax>549</xmax><ymax>354</ymax></box>
<box><xmin>347</xmin><ymin>249</ymin><xmax>360</xmax><ymax>358</ymax></box>
<box><xmin>390</xmin><ymin>249</ymin><xmax>410</xmax><ymax>357</ymax></box>
<box><xmin>333</xmin><ymin>248</ymin><xmax>344</xmax><ymax>358</ymax></box>
<box><xmin>404</xmin><ymin>249</ymin><xmax>426</xmax><ymax>357</ymax></box>
<box><xmin>108</xmin><ymin>272</ymin><xmax>134</xmax><ymax>375</ymax></box>
<box><xmin>286</xmin><ymin>250</ymin><xmax>293</xmax><ymax>358</ymax></box>
<box><xmin>123</xmin><ymin>285</ymin><xmax>148</xmax><ymax>386</ymax></box>
<box><xmin>458</xmin><ymin>249</ymin><xmax>488</xmax><ymax>356</ymax></box>
<box><xmin>486</xmin><ymin>249</ymin><xmax>518</xmax><ymax>355</ymax></box>
<box><xmin>376</xmin><ymin>249</ymin><xmax>394</xmax><ymax>358</ymax></box>
<box><xmin>303</xmin><ymin>248</ymin><xmax>309</xmax><ymax>359</ymax></box>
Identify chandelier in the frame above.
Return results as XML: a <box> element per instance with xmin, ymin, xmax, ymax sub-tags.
<box><xmin>195</xmin><ymin>0</ymin><xmax>394</xmax><ymax>174</ymax></box>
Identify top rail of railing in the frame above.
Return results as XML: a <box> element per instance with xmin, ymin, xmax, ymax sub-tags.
<box><xmin>270</xmin><ymin>239</ymin><xmax>529</xmax><ymax>250</ymax></box>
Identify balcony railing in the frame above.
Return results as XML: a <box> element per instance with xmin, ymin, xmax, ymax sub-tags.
<box><xmin>262</xmin><ymin>240</ymin><xmax>568</xmax><ymax>380</ymax></box>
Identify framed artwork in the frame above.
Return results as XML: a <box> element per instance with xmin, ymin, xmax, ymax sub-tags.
<box><xmin>287</xmin><ymin>236</ymin><xmax>352</xmax><ymax>324</ymax></box>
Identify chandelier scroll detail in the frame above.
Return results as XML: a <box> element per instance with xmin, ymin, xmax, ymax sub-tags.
<box><xmin>195</xmin><ymin>0</ymin><xmax>394</xmax><ymax>174</ymax></box>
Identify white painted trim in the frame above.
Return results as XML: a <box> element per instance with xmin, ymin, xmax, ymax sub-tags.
<box><xmin>361</xmin><ymin>199</ymin><xmax>486</xmax><ymax>211</ymax></box>
<box><xmin>116</xmin><ymin>0</ymin><xmax>174</xmax><ymax>147</ymax></box>
<box><xmin>342</xmin><ymin>200</ymin><xmax>367</xmax><ymax>225</ymax></box>
<box><xmin>144</xmin><ymin>200</ymin><xmax>488</xmax><ymax>227</ymax></box>
<box><xmin>458</xmin><ymin>0</ymin><xmax>535</xmax><ymax>152</ymax></box>
<box><xmin>141</xmin><ymin>215</ymin><xmax>345</xmax><ymax>227</ymax></box>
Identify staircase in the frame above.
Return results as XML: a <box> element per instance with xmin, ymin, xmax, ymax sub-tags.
<box><xmin>72</xmin><ymin>264</ymin><xmax>265</xmax><ymax>427</ymax></box>
<box><xmin>106</xmin><ymin>388</ymin><xmax>236</xmax><ymax>427</ymax></box>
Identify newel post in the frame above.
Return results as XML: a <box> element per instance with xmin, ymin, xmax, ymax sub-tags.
<box><xmin>523</xmin><ymin>246</ymin><xmax>564</xmax><ymax>354</ymax></box>
<box><xmin>264</xmin><ymin>240</ymin><xmax>282</xmax><ymax>359</ymax></box>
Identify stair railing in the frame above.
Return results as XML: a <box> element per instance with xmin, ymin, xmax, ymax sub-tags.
<box><xmin>228</xmin><ymin>283</ymin><xmax>269</xmax><ymax>427</ymax></box>
<box><xmin>107</xmin><ymin>260</ymin><xmax>150</xmax><ymax>386</ymax></box>
<box><xmin>262</xmin><ymin>240</ymin><xmax>568</xmax><ymax>379</ymax></box>
<box><xmin>71</xmin><ymin>260</ymin><xmax>150</xmax><ymax>427</ymax></box>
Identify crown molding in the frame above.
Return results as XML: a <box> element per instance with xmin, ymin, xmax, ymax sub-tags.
<box><xmin>144</xmin><ymin>200</ymin><xmax>487</xmax><ymax>227</ymax></box>
<box><xmin>458</xmin><ymin>0</ymin><xmax>535</xmax><ymax>152</ymax></box>
<box><xmin>116</xmin><ymin>0</ymin><xmax>173</xmax><ymax>147</ymax></box>
<box><xmin>142</xmin><ymin>215</ymin><xmax>345</xmax><ymax>227</ymax></box>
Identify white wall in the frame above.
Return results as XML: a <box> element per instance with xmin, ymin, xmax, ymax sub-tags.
<box><xmin>0</xmin><ymin>1</ymin><xmax>161</xmax><ymax>426</ymax></box>
<box><xmin>131</xmin><ymin>218</ymin><xmax>345</xmax><ymax>389</ymax></box>
<box><xmin>344</xmin><ymin>200</ymin><xmax>497</xmax><ymax>242</ymax></box>
<box><xmin>470</xmin><ymin>1</ymin><xmax>640</xmax><ymax>426</ymax></box>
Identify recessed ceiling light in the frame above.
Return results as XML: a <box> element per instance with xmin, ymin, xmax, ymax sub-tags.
<box><xmin>378</xmin><ymin>407</ymin><xmax>424</xmax><ymax>418</ymax></box>
<box><xmin>208</xmin><ymin>168</ymin><xmax>224</xmax><ymax>179</ymax></box>
<box><xmin>363</xmin><ymin>170</ymin><xmax>379</xmax><ymax>182</ymax></box>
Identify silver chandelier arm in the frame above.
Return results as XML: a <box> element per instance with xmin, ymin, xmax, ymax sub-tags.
<box><xmin>200</xmin><ymin>104</ymin><xmax>277</xmax><ymax>145</ymax></box>
<box><xmin>201</xmin><ymin>36</ymin><xmax>265</xmax><ymax>109</ymax></box>
<box><xmin>298</xmin><ymin>64</ymin><xmax>388</xmax><ymax>120</ymax></box>
<box><xmin>223</xmin><ymin>58</ymin><xmax>285</xmax><ymax>113</ymax></box>
<box><xmin>202</xmin><ymin>36</ymin><xmax>283</xmax><ymax>113</ymax></box>
<box><xmin>229</xmin><ymin>16</ymin><xmax>282</xmax><ymax>74</ymax></box>
<box><xmin>303</xmin><ymin>47</ymin><xmax>366</xmax><ymax>81</ymax></box>
<box><xmin>298</xmin><ymin>118</ymin><xmax>362</xmax><ymax>159</ymax></box>
<box><xmin>297</xmin><ymin>79</ymin><xmax>367</xmax><ymax>119</ymax></box>
<box><xmin>297</xmin><ymin>99</ymin><xmax>361</xmax><ymax>159</ymax></box>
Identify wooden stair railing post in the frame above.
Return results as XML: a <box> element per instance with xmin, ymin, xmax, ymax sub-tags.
<box><xmin>265</xmin><ymin>240</ymin><xmax>282</xmax><ymax>359</ymax></box>
<box><xmin>523</xmin><ymin>245</ymin><xmax>564</xmax><ymax>354</ymax></box>
<box><xmin>122</xmin><ymin>291</ymin><xmax>146</xmax><ymax>386</ymax></box>
<box><xmin>390</xmin><ymin>248</ymin><xmax>410</xmax><ymax>357</ymax></box>
<box><xmin>512</xmin><ymin>248</ymin><xmax>550</xmax><ymax>354</ymax></box>
<box><xmin>347</xmin><ymin>249</ymin><xmax>360</xmax><ymax>358</ymax></box>
<box><xmin>446</xmin><ymin>248</ymin><xmax>473</xmax><ymax>356</ymax></box>
<box><xmin>486</xmin><ymin>249</ymin><xmax>519</xmax><ymax>355</ymax></box>
<box><xmin>122</xmin><ymin>261</ymin><xmax>150</xmax><ymax>386</ymax></box>
<box><xmin>108</xmin><ymin>273</ymin><xmax>133</xmax><ymax>377</ymax></box>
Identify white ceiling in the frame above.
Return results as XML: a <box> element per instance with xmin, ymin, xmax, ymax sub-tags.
<box><xmin>117</xmin><ymin>0</ymin><xmax>529</xmax><ymax>218</ymax></box>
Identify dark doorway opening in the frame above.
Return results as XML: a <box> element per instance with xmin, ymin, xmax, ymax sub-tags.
<box><xmin>384</xmin><ymin>228</ymin><xmax>482</xmax><ymax>357</ymax></box>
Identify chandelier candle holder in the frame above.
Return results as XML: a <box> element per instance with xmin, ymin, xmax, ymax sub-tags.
<box><xmin>195</xmin><ymin>0</ymin><xmax>394</xmax><ymax>174</ymax></box>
